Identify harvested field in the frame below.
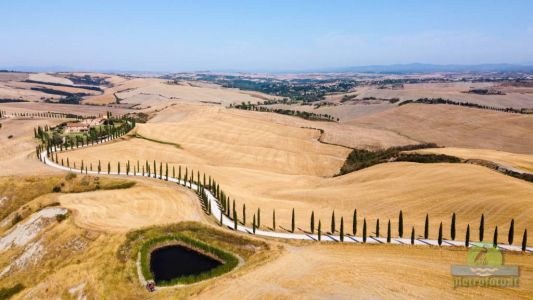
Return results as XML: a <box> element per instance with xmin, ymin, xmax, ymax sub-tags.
<box><xmin>59</xmin><ymin>105</ymin><xmax>533</xmax><ymax>246</ymax></box>
<box><xmin>262</xmin><ymin>101</ymin><xmax>396</xmax><ymax>122</ymax></box>
<box><xmin>58</xmin><ymin>184</ymin><xmax>203</xmax><ymax>233</ymax></box>
<box><xmin>196</xmin><ymin>243</ymin><xmax>533</xmax><ymax>299</ymax></box>
<box><xmin>0</xmin><ymin>102</ymin><xmax>132</xmax><ymax>116</ymax></box>
<box><xmin>28</xmin><ymin>73</ymin><xmax>74</xmax><ymax>85</ymax></box>
<box><xmin>356</xmin><ymin>82</ymin><xmax>533</xmax><ymax>109</ymax></box>
<box><xmin>0</xmin><ymin>118</ymin><xmax>63</xmax><ymax>176</ymax></box>
<box><xmin>226</xmin><ymin>106</ymin><xmax>417</xmax><ymax>149</ymax></box>
<box><xmin>0</xmin><ymin>72</ymin><xmax>29</xmax><ymax>82</ymax></box>
<box><xmin>348</xmin><ymin>104</ymin><xmax>533</xmax><ymax>154</ymax></box>
<box><xmin>413</xmin><ymin>147</ymin><xmax>533</xmax><ymax>173</ymax></box>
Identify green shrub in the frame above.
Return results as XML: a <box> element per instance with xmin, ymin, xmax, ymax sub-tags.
<box><xmin>396</xmin><ymin>153</ymin><xmax>461</xmax><ymax>163</ymax></box>
<box><xmin>0</xmin><ymin>283</ymin><xmax>24</xmax><ymax>299</ymax></box>
<box><xmin>11</xmin><ymin>213</ymin><xmax>22</xmax><ymax>226</ymax></box>
<box><xmin>56</xmin><ymin>213</ymin><xmax>68</xmax><ymax>223</ymax></box>
<box><xmin>65</xmin><ymin>172</ymin><xmax>77</xmax><ymax>180</ymax></box>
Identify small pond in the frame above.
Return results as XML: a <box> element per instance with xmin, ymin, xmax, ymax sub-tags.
<box><xmin>150</xmin><ymin>245</ymin><xmax>222</xmax><ymax>283</ymax></box>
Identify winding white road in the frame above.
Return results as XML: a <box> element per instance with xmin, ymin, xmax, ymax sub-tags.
<box><xmin>40</xmin><ymin>137</ymin><xmax>531</xmax><ymax>253</ymax></box>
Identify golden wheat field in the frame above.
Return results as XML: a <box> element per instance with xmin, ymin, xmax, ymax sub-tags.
<box><xmin>1</xmin><ymin>77</ymin><xmax>532</xmax><ymax>300</ymax></box>
<box><xmin>58</xmin><ymin>104</ymin><xmax>533</xmax><ymax>246</ymax></box>
<box><xmin>349</xmin><ymin>104</ymin><xmax>533</xmax><ymax>154</ymax></box>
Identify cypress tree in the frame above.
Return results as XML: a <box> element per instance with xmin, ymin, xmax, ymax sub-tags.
<box><xmin>411</xmin><ymin>226</ymin><xmax>415</xmax><ymax>245</ymax></box>
<box><xmin>257</xmin><ymin>208</ymin><xmax>261</xmax><ymax>228</ymax></box>
<box><xmin>375</xmin><ymin>218</ymin><xmax>380</xmax><ymax>238</ymax></box>
<box><xmin>522</xmin><ymin>229</ymin><xmax>528</xmax><ymax>252</ymax></box>
<box><xmin>363</xmin><ymin>218</ymin><xmax>367</xmax><ymax>243</ymax></box>
<box><xmin>479</xmin><ymin>214</ymin><xmax>485</xmax><ymax>241</ymax></box>
<box><xmin>340</xmin><ymin>217</ymin><xmax>344</xmax><ymax>242</ymax></box>
<box><xmin>398</xmin><ymin>210</ymin><xmax>403</xmax><ymax>238</ymax></box>
<box><xmin>219</xmin><ymin>210</ymin><xmax>223</xmax><ymax>226</ymax></box>
<box><xmin>173</xmin><ymin>166</ymin><xmax>175</xmax><ymax>179</ymax></box>
<box><xmin>159</xmin><ymin>162</ymin><xmax>163</xmax><ymax>179</ymax></box>
<box><xmin>272</xmin><ymin>209</ymin><xmax>276</xmax><ymax>231</ymax></box>
<box><xmin>252</xmin><ymin>214</ymin><xmax>256</xmax><ymax>234</ymax></box>
<box><xmin>242</xmin><ymin>204</ymin><xmax>246</xmax><ymax>225</ymax></box>
<box><xmin>233</xmin><ymin>209</ymin><xmax>238</xmax><ymax>230</ymax></box>
<box><xmin>153</xmin><ymin>160</ymin><xmax>157</xmax><ymax>178</ymax></box>
<box><xmin>318</xmin><ymin>220</ymin><xmax>321</xmax><ymax>241</ymax></box>
<box><xmin>451</xmin><ymin>212</ymin><xmax>456</xmax><ymax>241</ymax></box>
<box><xmin>165</xmin><ymin>163</ymin><xmax>168</xmax><ymax>180</ymax></box>
<box><xmin>438</xmin><ymin>222</ymin><xmax>443</xmax><ymax>246</ymax></box>
<box><xmin>352</xmin><ymin>208</ymin><xmax>357</xmax><ymax>236</ymax></box>
<box><xmin>232</xmin><ymin>199</ymin><xmax>236</xmax><ymax>217</ymax></box>
<box><xmin>107</xmin><ymin>162</ymin><xmax>110</xmax><ymax>174</ymax></box>
<box><xmin>387</xmin><ymin>219</ymin><xmax>391</xmax><ymax>243</ymax></box>
<box><xmin>424</xmin><ymin>214</ymin><xmax>429</xmax><ymax>239</ymax></box>
<box><xmin>98</xmin><ymin>160</ymin><xmax>101</xmax><ymax>174</ymax></box>
<box><xmin>331</xmin><ymin>211</ymin><xmax>335</xmax><ymax>233</ymax></box>
<box><xmin>291</xmin><ymin>208</ymin><xmax>295</xmax><ymax>233</ymax></box>
<box><xmin>466</xmin><ymin>224</ymin><xmax>470</xmax><ymax>247</ymax></box>
<box><xmin>137</xmin><ymin>160</ymin><xmax>140</xmax><ymax>173</ymax></box>
<box><xmin>508</xmin><ymin>219</ymin><xmax>514</xmax><ymax>245</ymax></box>
<box><xmin>493</xmin><ymin>226</ymin><xmax>498</xmax><ymax>248</ymax></box>
<box><xmin>310</xmin><ymin>211</ymin><xmax>315</xmax><ymax>233</ymax></box>
<box><xmin>117</xmin><ymin>161</ymin><xmax>120</xmax><ymax>174</ymax></box>
<box><xmin>178</xmin><ymin>166</ymin><xmax>182</xmax><ymax>181</ymax></box>
<box><xmin>126</xmin><ymin>160</ymin><xmax>130</xmax><ymax>175</ymax></box>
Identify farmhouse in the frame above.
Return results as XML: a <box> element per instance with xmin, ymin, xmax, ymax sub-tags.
<box><xmin>64</xmin><ymin>118</ymin><xmax>104</xmax><ymax>133</ymax></box>
<box><xmin>64</xmin><ymin>122</ymin><xmax>90</xmax><ymax>133</ymax></box>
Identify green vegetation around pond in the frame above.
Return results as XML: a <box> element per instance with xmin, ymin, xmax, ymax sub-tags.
<box><xmin>119</xmin><ymin>222</ymin><xmax>270</xmax><ymax>287</ymax></box>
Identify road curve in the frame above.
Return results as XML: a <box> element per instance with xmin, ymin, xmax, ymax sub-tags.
<box><xmin>39</xmin><ymin>138</ymin><xmax>531</xmax><ymax>253</ymax></box>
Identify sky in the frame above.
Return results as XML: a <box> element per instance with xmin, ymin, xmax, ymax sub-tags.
<box><xmin>1</xmin><ymin>0</ymin><xmax>533</xmax><ymax>72</ymax></box>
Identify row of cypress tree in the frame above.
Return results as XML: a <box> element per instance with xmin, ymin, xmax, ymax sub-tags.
<box><xmin>38</xmin><ymin>124</ymin><xmax>529</xmax><ymax>251</ymax></box>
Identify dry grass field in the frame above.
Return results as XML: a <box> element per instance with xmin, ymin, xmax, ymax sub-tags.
<box><xmin>225</xmin><ymin>106</ymin><xmax>417</xmax><ymax>149</ymax></box>
<box><xmin>59</xmin><ymin>104</ymin><xmax>533</xmax><ymax>246</ymax></box>
<box><xmin>355</xmin><ymin>82</ymin><xmax>533</xmax><ymax>109</ymax></box>
<box><xmin>82</xmin><ymin>78</ymin><xmax>278</xmax><ymax>107</ymax></box>
<box><xmin>28</xmin><ymin>73</ymin><xmax>74</xmax><ymax>85</ymax></box>
<box><xmin>58</xmin><ymin>183</ymin><xmax>203</xmax><ymax>233</ymax></box>
<box><xmin>1</xmin><ymin>79</ymin><xmax>532</xmax><ymax>299</ymax></box>
<box><xmin>412</xmin><ymin>147</ymin><xmax>533</xmax><ymax>173</ymax></box>
<box><xmin>262</xmin><ymin>102</ymin><xmax>396</xmax><ymax>122</ymax></box>
<box><xmin>197</xmin><ymin>243</ymin><xmax>533</xmax><ymax>299</ymax></box>
<box><xmin>0</xmin><ymin>102</ymin><xmax>132</xmax><ymax>116</ymax></box>
<box><xmin>0</xmin><ymin>117</ymin><xmax>63</xmax><ymax>176</ymax></box>
<box><xmin>349</xmin><ymin>104</ymin><xmax>533</xmax><ymax>154</ymax></box>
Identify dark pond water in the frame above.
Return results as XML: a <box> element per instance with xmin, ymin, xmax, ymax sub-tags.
<box><xmin>150</xmin><ymin>245</ymin><xmax>222</xmax><ymax>283</ymax></box>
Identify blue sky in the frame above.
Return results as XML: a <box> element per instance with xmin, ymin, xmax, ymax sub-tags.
<box><xmin>1</xmin><ymin>0</ymin><xmax>532</xmax><ymax>72</ymax></box>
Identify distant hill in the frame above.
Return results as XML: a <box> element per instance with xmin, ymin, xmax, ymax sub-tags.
<box><xmin>331</xmin><ymin>63</ymin><xmax>533</xmax><ymax>74</ymax></box>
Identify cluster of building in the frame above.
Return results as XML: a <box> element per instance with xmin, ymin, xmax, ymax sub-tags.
<box><xmin>64</xmin><ymin>117</ymin><xmax>105</xmax><ymax>133</ymax></box>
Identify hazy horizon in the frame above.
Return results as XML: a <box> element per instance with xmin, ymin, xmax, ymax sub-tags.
<box><xmin>1</xmin><ymin>0</ymin><xmax>533</xmax><ymax>72</ymax></box>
